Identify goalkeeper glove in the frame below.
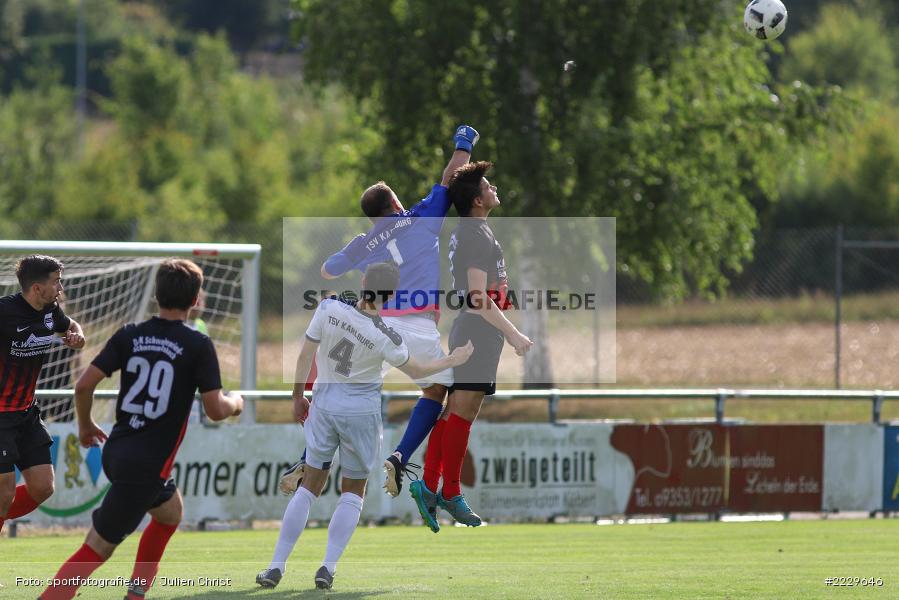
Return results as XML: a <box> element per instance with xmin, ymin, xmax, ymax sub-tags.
<box><xmin>454</xmin><ymin>125</ymin><xmax>480</xmax><ymax>153</ymax></box>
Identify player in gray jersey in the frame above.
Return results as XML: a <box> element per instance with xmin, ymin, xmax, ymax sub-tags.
<box><xmin>257</xmin><ymin>262</ymin><xmax>472</xmax><ymax>591</ymax></box>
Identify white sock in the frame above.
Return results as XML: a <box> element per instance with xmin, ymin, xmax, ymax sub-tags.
<box><xmin>322</xmin><ymin>492</ymin><xmax>363</xmax><ymax>575</ymax></box>
<box><xmin>270</xmin><ymin>486</ymin><xmax>316</xmax><ymax>572</ymax></box>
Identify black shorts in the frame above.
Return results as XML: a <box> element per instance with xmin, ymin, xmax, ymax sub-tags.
<box><xmin>92</xmin><ymin>476</ymin><xmax>177</xmax><ymax>544</ymax></box>
<box><xmin>0</xmin><ymin>405</ymin><xmax>53</xmax><ymax>474</ymax></box>
<box><xmin>92</xmin><ymin>450</ymin><xmax>178</xmax><ymax>544</ymax></box>
<box><xmin>448</xmin><ymin>312</ymin><xmax>505</xmax><ymax>396</ymax></box>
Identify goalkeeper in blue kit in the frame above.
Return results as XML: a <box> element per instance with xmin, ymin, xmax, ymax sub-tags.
<box><xmin>280</xmin><ymin>124</ymin><xmax>481</xmax><ymax>499</ymax></box>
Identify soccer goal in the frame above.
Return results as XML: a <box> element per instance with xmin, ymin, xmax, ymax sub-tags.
<box><xmin>0</xmin><ymin>240</ymin><xmax>261</xmax><ymax>421</ymax></box>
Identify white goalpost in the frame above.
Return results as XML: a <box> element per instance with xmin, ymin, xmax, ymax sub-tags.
<box><xmin>0</xmin><ymin>240</ymin><xmax>261</xmax><ymax>421</ymax></box>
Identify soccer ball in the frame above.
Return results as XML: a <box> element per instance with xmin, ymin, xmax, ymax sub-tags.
<box><xmin>743</xmin><ymin>0</ymin><xmax>788</xmax><ymax>41</ymax></box>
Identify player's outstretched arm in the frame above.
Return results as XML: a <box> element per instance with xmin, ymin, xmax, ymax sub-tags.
<box><xmin>320</xmin><ymin>264</ymin><xmax>339</xmax><ymax>280</ymax></box>
<box><xmin>74</xmin><ymin>365</ymin><xmax>108</xmax><ymax>448</ymax></box>
<box><xmin>61</xmin><ymin>319</ymin><xmax>85</xmax><ymax>349</ymax></box>
<box><xmin>441</xmin><ymin>125</ymin><xmax>480</xmax><ymax>187</ymax></box>
<box><xmin>291</xmin><ymin>337</ymin><xmax>318</xmax><ymax>424</ymax></box>
<box><xmin>466</xmin><ymin>268</ymin><xmax>533</xmax><ymax>356</ymax></box>
<box><xmin>399</xmin><ymin>341</ymin><xmax>474</xmax><ymax>380</ymax></box>
<box><xmin>322</xmin><ymin>233</ymin><xmax>367</xmax><ymax>280</ymax></box>
<box><xmin>201</xmin><ymin>389</ymin><xmax>244</xmax><ymax>421</ymax></box>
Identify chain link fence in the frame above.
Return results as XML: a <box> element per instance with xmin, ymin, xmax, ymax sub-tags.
<box><xmin>618</xmin><ymin>226</ymin><xmax>899</xmax><ymax>389</ymax></box>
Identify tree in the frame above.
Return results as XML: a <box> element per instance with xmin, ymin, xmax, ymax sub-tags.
<box><xmin>154</xmin><ymin>0</ymin><xmax>288</xmax><ymax>52</ymax></box>
<box><xmin>52</xmin><ymin>31</ymin><xmax>373</xmax><ymax>311</ymax></box>
<box><xmin>292</xmin><ymin>0</ymin><xmax>849</xmax><ymax>384</ymax></box>
<box><xmin>0</xmin><ymin>0</ymin><xmax>27</xmax><ymax>61</ymax></box>
<box><xmin>776</xmin><ymin>105</ymin><xmax>899</xmax><ymax>228</ymax></box>
<box><xmin>0</xmin><ymin>70</ymin><xmax>75</xmax><ymax>219</ymax></box>
<box><xmin>780</xmin><ymin>3</ymin><xmax>897</xmax><ymax>100</ymax></box>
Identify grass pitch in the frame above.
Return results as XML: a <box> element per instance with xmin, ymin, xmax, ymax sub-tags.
<box><xmin>2</xmin><ymin>519</ymin><xmax>896</xmax><ymax>599</ymax></box>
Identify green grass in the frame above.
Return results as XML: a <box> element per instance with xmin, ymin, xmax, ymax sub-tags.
<box><xmin>3</xmin><ymin>520</ymin><xmax>897</xmax><ymax>598</ymax></box>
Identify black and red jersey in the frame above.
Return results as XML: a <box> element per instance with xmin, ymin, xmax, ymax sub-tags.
<box><xmin>0</xmin><ymin>293</ymin><xmax>71</xmax><ymax>412</ymax></box>
<box><xmin>449</xmin><ymin>217</ymin><xmax>511</xmax><ymax>311</ymax></box>
<box><xmin>92</xmin><ymin>317</ymin><xmax>222</xmax><ymax>480</ymax></box>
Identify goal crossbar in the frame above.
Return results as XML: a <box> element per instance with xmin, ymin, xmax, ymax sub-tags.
<box><xmin>0</xmin><ymin>240</ymin><xmax>261</xmax><ymax>259</ymax></box>
<box><xmin>0</xmin><ymin>240</ymin><xmax>261</xmax><ymax>407</ymax></box>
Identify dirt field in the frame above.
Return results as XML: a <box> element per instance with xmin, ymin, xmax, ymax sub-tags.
<box><xmin>615</xmin><ymin>320</ymin><xmax>899</xmax><ymax>388</ymax></box>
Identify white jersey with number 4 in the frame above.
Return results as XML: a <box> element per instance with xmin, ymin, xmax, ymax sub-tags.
<box><xmin>305</xmin><ymin>298</ymin><xmax>409</xmax><ymax>415</ymax></box>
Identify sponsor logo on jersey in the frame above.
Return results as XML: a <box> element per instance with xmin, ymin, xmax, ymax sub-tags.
<box><xmin>132</xmin><ymin>336</ymin><xmax>184</xmax><ymax>360</ymax></box>
<box><xmin>10</xmin><ymin>333</ymin><xmax>56</xmax><ymax>357</ymax></box>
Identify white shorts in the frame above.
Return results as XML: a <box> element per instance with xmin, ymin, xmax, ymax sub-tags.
<box><xmin>304</xmin><ymin>407</ymin><xmax>382</xmax><ymax>480</ymax></box>
<box><xmin>382</xmin><ymin>314</ymin><xmax>454</xmax><ymax>388</ymax></box>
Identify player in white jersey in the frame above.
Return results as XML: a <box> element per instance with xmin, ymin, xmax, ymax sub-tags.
<box><xmin>257</xmin><ymin>262</ymin><xmax>472</xmax><ymax>591</ymax></box>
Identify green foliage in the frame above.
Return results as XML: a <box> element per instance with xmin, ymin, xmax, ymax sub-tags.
<box><xmin>293</xmin><ymin>1</ymin><xmax>847</xmax><ymax>299</ymax></box>
<box><xmin>0</xmin><ymin>77</ymin><xmax>75</xmax><ymax>218</ymax></box>
<box><xmin>0</xmin><ymin>2</ymin><xmax>182</xmax><ymax>94</ymax></box>
<box><xmin>773</xmin><ymin>2</ymin><xmax>899</xmax><ymax>229</ymax></box>
<box><xmin>52</xmin><ymin>33</ymin><xmax>370</xmax><ymax>241</ymax></box>
<box><xmin>0</xmin><ymin>0</ymin><xmax>27</xmax><ymax>60</ymax></box>
<box><xmin>778</xmin><ymin>104</ymin><xmax>899</xmax><ymax>227</ymax></box>
<box><xmin>0</xmin><ymin>0</ymin><xmax>879</xmax><ymax>306</ymax></box>
<box><xmin>105</xmin><ymin>37</ymin><xmax>187</xmax><ymax>138</ymax></box>
<box><xmin>781</xmin><ymin>3</ymin><xmax>897</xmax><ymax>100</ymax></box>
<box><xmin>153</xmin><ymin>0</ymin><xmax>288</xmax><ymax>51</ymax></box>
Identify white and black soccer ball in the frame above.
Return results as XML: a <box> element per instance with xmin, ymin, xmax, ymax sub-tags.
<box><xmin>744</xmin><ymin>0</ymin><xmax>788</xmax><ymax>41</ymax></box>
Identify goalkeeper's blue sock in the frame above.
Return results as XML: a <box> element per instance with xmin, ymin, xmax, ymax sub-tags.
<box><xmin>395</xmin><ymin>397</ymin><xmax>443</xmax><ymax>465</ymax></box>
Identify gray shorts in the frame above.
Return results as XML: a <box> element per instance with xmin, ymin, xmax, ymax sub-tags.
<box><xmin>304</xmin><ymin>407</ymin><xmax>382</xmax><ymax>480</ymax></box>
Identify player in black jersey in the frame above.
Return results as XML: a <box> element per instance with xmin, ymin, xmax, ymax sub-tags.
<box><xmin>41</xmin><ymin>259</ymin><xmax>243</xmax><ymax>600</ymax></box>
<box><xmin>0</xmin><ymin>255</ymin><xmax>84</xmax><ymax>535</ymax></box>
<box><xmin>410</xmin><ymin>161</ymin><xmax>533</xmax><ymax>531</ymax></box>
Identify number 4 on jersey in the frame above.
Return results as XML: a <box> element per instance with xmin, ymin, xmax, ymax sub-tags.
<box><xmin>328</xmin><ymin>338</ymin><xmax>355</xmax><ymax>376</ymax></box>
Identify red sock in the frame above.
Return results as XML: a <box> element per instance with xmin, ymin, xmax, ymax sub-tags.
<box><xmin>0</xmin><ymin>485</ymin><xmax>40</xmax><ymax>533</ymax></box>
<box><xmin>6</xmin><ymin>485</ymin><xmax>39</xmax><ymax>519</ymax></box>
<box><xmin>423</xmin><ymin>418</ymin><xmax>447</xmax><ymax>492</ymax></box>
<box><xmin>42</xmin><ymin>543</ymin><xmax>105</xmax><ymax>600</ymax></box>
<box><xmin>128</xmin><ymin>519</ymin><xmax>179</xmax><ymax>596</ymax></box>
<box><xmin>440</xmin><ymin>413</ymin><xmax>472</xmax><ymax>499</ymax></box>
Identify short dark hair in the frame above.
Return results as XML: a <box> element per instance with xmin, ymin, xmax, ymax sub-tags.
<box><xmin>155</xmin><ymin>259</ymin><xmax>204</xmax><ymax>310</ymax></box>
<box><xmin>361</xmin><ymin>261</ymin><xmax>400</xmax><ymax>300</ymax></box>
<box><xmin>360</xmin><ymin>182</ymin><xmax>396</xmax><ymax>219</ymax></box>
<box><xmin>16</xmin><ymin>255</ymin><xmax>64</xmax><ymax>290</ymax></box>
<box><xmin>449</xmin><ymin>161</ymin><xmax>493</xmax><ymax>217</ymax></box>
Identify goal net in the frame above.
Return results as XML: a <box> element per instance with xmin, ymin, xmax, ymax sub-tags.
<box><xmin>0</xmin><ymin>241</ymin><xmax>260</xmax><ymax>422</ymax></box>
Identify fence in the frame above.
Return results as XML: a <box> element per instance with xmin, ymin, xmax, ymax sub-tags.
<box><xmin>36</xmin><ymin>387</ymin><xmax>899</xmax><ymax>425</ymax></box>
<box><xmin>15</xmin><ymin>392</ymin><xmax>899</xmax><ymax>528</ymax></box>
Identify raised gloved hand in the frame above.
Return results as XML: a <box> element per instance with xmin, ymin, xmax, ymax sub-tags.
<box><xmin>454</xmin><ymin>125</ymin><xmax>480</xmax><ymax>153</ymax></box>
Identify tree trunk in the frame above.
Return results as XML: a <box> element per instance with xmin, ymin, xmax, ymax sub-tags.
<box><xmin>519</xmin><ymin>217</ymin><xmax>554</xmax><ymax>389</ymax></box>
<box><xmin>516</xmin><ymin>60</ymin><xmax>554</xmax><ymax>390</ymax></box>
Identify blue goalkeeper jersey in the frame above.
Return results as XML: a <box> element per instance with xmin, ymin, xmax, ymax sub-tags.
<box><xmin>324</xmin><ymin>184</ymin><xmax>450</xmax><ymax>315</ymax></box>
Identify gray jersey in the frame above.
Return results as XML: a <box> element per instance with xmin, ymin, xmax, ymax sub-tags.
<box><xmin>305</xmin><ymin>299</ymin><xmax>409</xmax><ymax>414</ymax></box>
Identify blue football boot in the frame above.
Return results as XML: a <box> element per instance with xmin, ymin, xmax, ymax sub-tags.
<box><xmin>409</xmin><ymin>480</ymin><xmax>440</xmax><ymax>533</ymax></box>
<box><xmin>438</xmin><ymin>492</ymin><xmax>482</xmax><ymax>527</ymax></box>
